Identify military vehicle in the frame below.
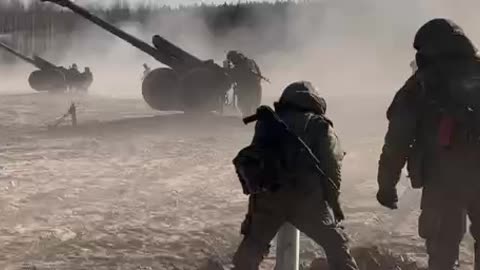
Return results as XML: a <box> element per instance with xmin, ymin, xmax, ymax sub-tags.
<box><xmin>0</xmin><ymin>40</ymin><xmax>93</xmax><ymax>92</ymax></box>
<box><xmin>41</xmin><ymin>0</ymin><xmax>235</xmax><ymax>113</ymax></box>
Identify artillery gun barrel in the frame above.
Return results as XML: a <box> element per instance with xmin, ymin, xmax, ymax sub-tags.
<box><xmin>41</xmin><ymin>0</ymin><xmax>204</xmax><ymax>72</ymax></box>
<box><xmin>0</xmin><ymin>41</ymin><xmax>59</xmax><ymax>70</ymax></box>
<box><xmin>0</xmin><ymin>40</ymin><xmax>37</xmax><ymax>66</ymax></box>
<box><xmin>32</xmin><ymin>55</ymin><xmax>59</xmax><ymax>70</ymax></box>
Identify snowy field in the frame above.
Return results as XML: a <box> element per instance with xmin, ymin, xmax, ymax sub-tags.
<box><xmin>0</xmin><ymin>91</ymin><xmax>474</xmax><ymax>269</ymax></box>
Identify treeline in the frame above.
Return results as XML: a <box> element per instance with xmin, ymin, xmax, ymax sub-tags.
<box><xmin>0</xmin><ymin>0</ymin><xmax>319</xmax><ymax>64</ymax></box>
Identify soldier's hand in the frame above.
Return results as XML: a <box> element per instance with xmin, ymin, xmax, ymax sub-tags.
<box><xmin>376</xmin><ymin>188</ymin><xmax>398</xmax><ymax>210</ymax></box>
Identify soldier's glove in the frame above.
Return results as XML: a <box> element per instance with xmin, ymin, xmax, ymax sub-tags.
<box><xmin>240</xmin><ymin>214</ymin><xmax>252</xmax><ymax>236</ymax></box>
<box><xmin>376</xmin><ymin>187</ymin><xmax>398</xmax><ymax>210</ymax></box>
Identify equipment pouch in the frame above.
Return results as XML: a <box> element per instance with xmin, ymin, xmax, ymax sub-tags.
<box><xmin>407</xmin><ymin>143</ymin><xmax>425</xmax><ymax>189</ymax></box>
<box><xmin>438</xmin><ymin>114</ymin><xmax>456</xmax><ymax>147</ymax></box>
<box><xmin>233</xmin><ymin>144</ymin><xmax>282</xmax><ymax>195</ymax></box>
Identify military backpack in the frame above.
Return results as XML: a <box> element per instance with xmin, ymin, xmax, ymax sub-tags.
<box><xmin>419</xmin><ymin>58</ymin><xmax>480</xmax><ymax>142</ymax></box>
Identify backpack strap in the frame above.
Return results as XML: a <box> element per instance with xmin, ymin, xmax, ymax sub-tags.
<box><xmin>303</xmin><ymin>113</ymin><xmax>314</xmax><ymax>133</ymax></box>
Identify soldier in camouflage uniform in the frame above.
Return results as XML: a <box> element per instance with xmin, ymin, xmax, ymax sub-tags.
<box><xmin>376</xmin><ymin>18</ymin><xmax>480</xmax><ymax>270</ymax></box>
<box><xmin>225</xmin><ymin>50</ymin><xmax>263</xmax><ymax>116</ymax></box>
<box><xmin>232</xmin><ymin>81</ymin><xmax>358</xmax><ymax>270</ymax></box>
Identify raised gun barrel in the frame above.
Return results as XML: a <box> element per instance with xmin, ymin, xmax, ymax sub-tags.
<box><xmin>41</xmin><ymin>0</ymin><xmax>233</xmax><ymax>112</ymax></box>
<box><xmin>32</xmin><ymin>55</ymin><xmax>59</xmax><ymax>70</ymax></box>
<box><xmin>40</xmin><ymin>0</ymin><xmax>202</xmax><ymax>72</ymax></box>
<box><xmin>0</xmin><ymin>40</ymin><xmax>38</xmax><ymax>67</ymax></box>
<box><xmin>0</xmin><ymin>41</ymin><xmax>60</xmax><ymax>71</ymax></box>
<box><xmin>0</xmin><ymin>40</ymin><xmax>67</xmax><ymax>91</ymax></box>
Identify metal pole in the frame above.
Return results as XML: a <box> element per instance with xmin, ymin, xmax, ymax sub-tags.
<box><xmin>69</xmin><ymin>103</ymin><xmax>77</xmax><ymax>127</ymax></box>
<box><xmin>275</xmin><ymin>223</ymin><xmax>299</xmax><ymax>270</ymax></box>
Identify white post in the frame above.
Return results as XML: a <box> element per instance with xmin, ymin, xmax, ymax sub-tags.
<box><xmin>275</xmin><ymin>223</ymin><xmax>300</xmax><ymax>270</ymax></box>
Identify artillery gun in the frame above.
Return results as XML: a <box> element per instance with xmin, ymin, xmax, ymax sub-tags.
<box><xmin>40</xmin><ymin>0</ymin><xmax>233</xmax><ymax>112</ymax></box>
<box><xmin>0</xmin><ymin>40</ymin><xmax>93</xmax><ymax>92</ymax></box>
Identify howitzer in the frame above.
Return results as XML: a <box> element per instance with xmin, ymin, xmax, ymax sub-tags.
<box><xmin>0</xmin><ymin>40</ymin><xmax>66</xmax><ymax>91</ymax></box>
<box><xmin>41</xmin><ymin>0</ymin><xmax>234</xmax><ymax>112</ymax></box>
<box><xmin>243</xmin><ymin>105</ymin><xmax>345</xmax><ymax>222</ymax></box>
<box><xmin>0</xmin><ymin>40</ymin><xmax>93</xmax><ymax>92</ymax></box>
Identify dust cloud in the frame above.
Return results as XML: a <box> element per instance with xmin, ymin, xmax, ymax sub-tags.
<box><xmin>0</xmin><ymin>0</ymin><xmax>479</xmax><ymax>268</ymax></box>
<box><xmin>4</xmin><ymin>0</ymin><xmax>480</xmax><ymax>101</ymax></box>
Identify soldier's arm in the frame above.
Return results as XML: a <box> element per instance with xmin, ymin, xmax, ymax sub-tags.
<box><xmin>251</xmin><ymin>120</ymin><xmax>268</xmax><ymax>145</ymax></box>
<box><xmin>312</xmin><ymin>118</ymin><xmax>345</xmax><ymax>189</ymax></box>
<box><xmin>377</xmin><ymin>76</ymin><xmax>421</xmax><ymax>191</ymax></box>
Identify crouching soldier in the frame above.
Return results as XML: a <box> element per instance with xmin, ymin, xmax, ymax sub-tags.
<box><xmin>232</xmin><ymin>81</ymin><xmax>359</xmax><ymax>270</ymax></box>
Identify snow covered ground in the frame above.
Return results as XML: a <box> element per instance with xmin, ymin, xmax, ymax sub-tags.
<box><xmin>0</xmin><ymin>92</ymin><xmax>474</xmax><ymax>269</ymax></box>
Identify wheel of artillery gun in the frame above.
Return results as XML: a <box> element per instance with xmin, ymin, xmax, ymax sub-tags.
<box><xmin>28</xmin><ymin>69</ymin><xmax>67</xmax><ymax>92</ymax></box>
<box><xmin>181</xmin><ymin>68</ymin><xmax>228</xmax><ymax>113</ymax></box>
<box><xmin>142</xmin><ymin>68</ymin><xmax>183</xmax><ymax>111</ymax></box>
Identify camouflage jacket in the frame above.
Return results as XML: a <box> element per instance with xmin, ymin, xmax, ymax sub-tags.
<box><xmin>252</xmin><ymin>83</ymin><xmax>345</xmax><ymax>191</ymax></box>
<box><xmin>378</xmin><ymin>64</ymin><xmax>480</xmax><ymax>191</ymax></box>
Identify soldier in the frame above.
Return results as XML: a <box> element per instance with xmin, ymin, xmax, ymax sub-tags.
<box><xmin>232</xmin><ymin>81</ymin><xmax>359</xmax><ymax>270</ymax></box>
<box><xmin>225</xmin><ymin>50</ymin><xmax>263</xmax><ymax>116</ymax></box>
<box><xmin>376</xmin><ymin>18</ymin><xmax>480</xmax><ymax>270</ymax></box>
<box><xmin>66</xmin><ymin>63</ymin><xmax>81</xmax><ymax>91</ymax></box>
<box><xmin>69</xmin><ymin>63</ymin><xmax>80</xmax><ymax>75</ymax></box>
<box><xmin>79</xmin><ymin>67</ymin><xmax>93</xmax><ymax>91</ymax></box>
<box><xmin>142</xmin><ymin>63</ymin><xmax>151</xmax><ymax>81</ymax></box>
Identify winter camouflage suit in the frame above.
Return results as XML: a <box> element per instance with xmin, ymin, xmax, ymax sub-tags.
<box><xmin>377</xmin><ymin>19</ymin><xmax>480</xmax><ymax>270</ymax></box>
<box><xmin>232</xmin><ymin>81</ymin><xmax>358</xmax><ymax>270</ymax></box>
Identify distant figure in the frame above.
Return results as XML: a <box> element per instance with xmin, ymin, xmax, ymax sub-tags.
<box><xmin>376</xmin><ymin>18</ymin><xmax>480</xmax><ymax>270</ymax></box>
<box><xmin>79</xmin><ymin>67</ymin><xmax>93</xmax><ymax>92</ymax></box>
<box><xmin>225</xmin><ymin>50</ymin><xmax>263</xmax><ymax>116</ymax></box>
<box><xmin>65</xmin><ymin>63</ymin><xmax>81</xmax><ymax>91</ymax></box>
<box><xmin>69</xmin><ymin>63</ymin><xmax>80</xmax><ymax>77</ymax></box>
<box><xmin>142</xmin><ymin>63</ymin><xmax>151</xmax><ymax>81</ymax></box>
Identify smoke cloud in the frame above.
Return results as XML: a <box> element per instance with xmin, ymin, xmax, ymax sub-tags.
<box><xmin>4</xmin><ymin>0</ymin><xmax>480</xmax><ymax>103</ymax></box>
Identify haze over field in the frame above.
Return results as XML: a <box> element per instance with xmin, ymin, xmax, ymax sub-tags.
<box><xmin>5</xmin><ymin>0</ymin><xmax>480</xmax><ymax>101</ymax></box>
<box><xmin>0</xmin><ymin>0</ymin><xmax>479</xmax><ymax>268</ymax></box>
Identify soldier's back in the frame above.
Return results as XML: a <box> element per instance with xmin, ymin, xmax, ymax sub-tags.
<box><xmin>415</xmin><ymin>58</ymin><xmax>480</xmax><ymax>188</ymax></box>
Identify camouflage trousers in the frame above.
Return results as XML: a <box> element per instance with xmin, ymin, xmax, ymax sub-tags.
<box><xmin>232</xmin><ymin>188</ymin><xmax>358</xmax><ymax>270</ymax></box>
<box><xmin>419</xmin><ymin>183</ymin><xmax>480</xmax><ymax>270</ymax></box>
